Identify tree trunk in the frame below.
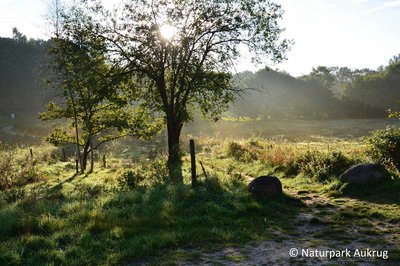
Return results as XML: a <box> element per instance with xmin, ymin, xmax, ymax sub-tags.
<box><xmin>81</xmin><ymin>150</ymin><xmax>88</xmax><ymax>173</ymax></box>
<box><xmin>73</xmin><ymin>114</ymin><xmax>82</xmax><ymax>173</ymax></box>
<box><xmin>81</xmin><ymin>140</ymin><xmax>90</xmax><ymax>173</ymax></box>
<box><xmin>89</xmin><ymin>139</ymin><xmax>94</xmax><ymax>173</ymax></box>
<box><xmin>167</xmin><ymin>118</ymin><xmax>183</xmax><ymax>182</ymax></box>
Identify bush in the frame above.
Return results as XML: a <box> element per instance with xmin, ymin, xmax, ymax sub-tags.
<box><xmin>226</xmin><ymin>141</ymin><xmax>246</xmax><ymax>159</ymax></box>
<box><xmin>367</xmin><ymin>127</ymin><xmax>400</xmax><ymax>169</ymax></box>
<box><xmin>0</xmin><ymin>144</ymin><xmax>55</xmax><ymax>191</ymax></box>
<box><xmin>118</xmin><ymin>170</ymin><xmax>146</xmax><ymax>190</ymax></box>
<box><xmin>117</xmin><ymin>157</ymin><xmax>169</xmax><ymax>189</ymax></box>
<box><xmin>3</xmin><ymin>188</ymin><xmax>25</xmax><ymax>203</ymax></box>
<box><xmin>0</xmin><ymin>243</ymin><xmax>20</xmax><ymax>265</ymax></box>
<box><xmin>294</xmin><ymin>150</ymin><xmax>353</xmax><ymax>182</ymax></box>
<box><xmin>0</xmin><ymin>150</ymin><xmax>14</xmax><ymax>190</ymax></box>
<box><xmin>226</xmin><ymin>141</ymin><xmax>257</xmax><ymax>162</ymax></box>
<box><xmin>0</xmin><ymin>150</ymin><xmax>40</xmax><ymax>191</ymax></box>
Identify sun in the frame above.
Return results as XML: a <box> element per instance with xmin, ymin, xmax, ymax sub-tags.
<box><xmin>160</xmin><ymin>24</ymin><xmax>176</xmax><ymax>40</ymax></box>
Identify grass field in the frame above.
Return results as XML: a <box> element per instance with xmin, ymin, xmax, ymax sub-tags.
<box><xmin>185</xmin><ymin>118</ymin><xmax>400</xmax><ymax>139</ymax></box>
<box><xmin>0</xmin><ymin>132</ymin><xmax>399</xmax><ymax>265</ymax></box>
<box><xmin>2</xmin><ymin>117</ymin><xmax>400</xmax><ymax>144</ymax></box>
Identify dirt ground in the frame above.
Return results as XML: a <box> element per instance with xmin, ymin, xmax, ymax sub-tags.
<box><xmin>165</xmin><ymin>190</ymin><xmax>398</xmax><ymax>265</ymax></box>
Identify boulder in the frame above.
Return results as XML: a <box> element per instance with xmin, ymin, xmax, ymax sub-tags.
<box><xmin>248</xmin><ymin>175</ymin><xmax>282</xmax><ymax>200</ymax></box>
<box><xmin>339</xmin><ymin>163</ymin><xmax>388</xmax><ymax>184</ymax></box>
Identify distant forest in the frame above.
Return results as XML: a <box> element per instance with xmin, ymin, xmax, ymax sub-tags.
<box><xmin>229</xmin><ymin>60</ymin><xmax>400</xmax><ymax>119</ymax></box>
<box><xmin>1</xmin><ymin>30</ymin><xmax>400</xmax><ymax>120</ymax></box>
<box><xmin>0</xmin><ymin>30</ymin><xmax>51</xmax><ymax>118</ymax></box>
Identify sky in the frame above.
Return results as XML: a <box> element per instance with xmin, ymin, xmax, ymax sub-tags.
<box><xmin>0</xmin><ymin>0</ymin><xmax>399</xmax><ymax>77</ymax></box>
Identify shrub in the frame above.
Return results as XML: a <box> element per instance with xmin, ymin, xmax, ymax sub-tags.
<box><xmin>226</xmin><ymin>141</ymin><xmax>257</xmax><ymax>162</ymax></box>
<box><xmin>0</xmin><ymin>145</ymin><xmax>50</xmax><ymax>191</ymax></box>
<box><xmin>117</xmin><ymin>157</ymin><xmax>169</xmax><ymax>189</ymax></box>
<box><xmin>367</xmin><ymin>127</ymin><xmax>400</xmax><ymax>169</ymax></box>
<box><xmin>226</xmin><ymin>141</ymin><xmax>246</xmax><ymax>160</ymax></box>
<box><xmin>3</xmin><ymin>188</ymin><xmax>25</xmax><ymax>203</ymax></box>
<box><xmin>0</xmin><ymin>243</ymin><xmax>20</xmax><ymax>265</ymax></box>
<box><xmin>294</xmin><ymin>150</ymin><xmax>353</xmax><ymax>182</ymax></box>
<box><xmin>0</xmin><ymin>150</ymin><xmax>14</xmax><ymax>190</ymax></box>
<box><xmin>0</xmin><ymin>158</ymin><xmax>39</xmax><ymax>191</ymax></box>
<box><xmin>118</xmin><ymin>170</ymin><xmax>146</xmax><ymax>190</ymax></box>
<box><xmin>248</xmin><ymin>138</ymin><xmax>262</xmax><ymax>148</ymax></box>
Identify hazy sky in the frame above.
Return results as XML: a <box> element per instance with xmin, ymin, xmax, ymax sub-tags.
<box><xmin>0</xmin><ymin>0</ymin><xmax>399</xmax><ymax>76</ymax></box>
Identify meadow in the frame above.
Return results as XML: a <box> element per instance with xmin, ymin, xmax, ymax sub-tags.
<box><xmin>0</xmin><ymin>118</ymin><xmax>399</xmax><ymax>265</ymax></box>
<box><xmin>2</xmin><ymin>117</ymin><xmax>400</xmax><ymax>144</ymax></box>
<box><xmin>1</xmin><ymin>0</ymin><xmax>399</xmax><ymax>264</ymax></box>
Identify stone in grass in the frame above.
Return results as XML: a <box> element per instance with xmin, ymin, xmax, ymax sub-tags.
<box><xmin>339</xmin><ymin>163</ymin><xmax>389</xmax><ymax>184</ymax></box>
<box><xmin>248</xmin><ymin>175</ymin><xmax>282</xmax><ymax>200</ymax></box>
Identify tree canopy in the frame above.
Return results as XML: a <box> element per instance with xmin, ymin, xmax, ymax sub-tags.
<box><xmin>343</xmin><ymin>58</ymin><xmax>400</xmax><ymax>111</ymax></box>
<box><xmin>88</xmin><ymin>0</ymin><xmax>292</xmax><ymax>180</ymax></box>
<box><xmin>40</xmin><ymin>3</ymin><xmax>162</xmax><ymax>173</ymax></box>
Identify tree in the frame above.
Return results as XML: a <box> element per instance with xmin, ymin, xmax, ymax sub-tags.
<box><xmin>328</xmin><ymin>67</ymin><xmax>360</xmax><ymax>98</ymax></box>
<box><xmin>389</xmin><ymin>54</ymin><xmax>400</xmax><ymax>66</ymax></box>
<box><xmin>343</xmin><ymin>59</ymin><xmax>400</xmax><ymax>111</ymax></box>
<box><xmin>41</xmin><ymin>5</ymin><xmax>161</xmax><ymax>173</ymax></box>
<box><xmin>301</xmin><ymin>66</ymin><xmax>335</xmax><ymax>90</ymax></box>
<box><xmin>45</xmin><ymin>0</ymin><xmax>64</xmax><ymax>38</ymax></box>
<box><xmin>12</xmin><ymin>27</ymin><xmax>27</xmax><ymax>43</ymax></box>
<box><xmin>91</xmin><ymin>0</ymin><xmax>291</xmax><ymax>181</ymax></box>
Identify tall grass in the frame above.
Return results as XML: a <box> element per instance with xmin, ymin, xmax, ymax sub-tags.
<box><xmin>0</xmin><ymin>143</ymin><xmax>57</xmax><ymax>191</ymax></box>
<box><xmin>222</xmin><ymin>137</ymin><xmax>366</xmax><ymax>181</ymax></box>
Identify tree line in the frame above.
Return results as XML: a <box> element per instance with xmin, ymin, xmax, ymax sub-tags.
<box><xmin>228</xmin><ymin>62</ymin><xmax>400</xmax><ymax>119</ymax></box>
<box><xmin>2</xmin><ymin>35</ymin><xmax>398</xmax><ymax>123</ymax></box>
<box><xmin>0</xmin><ymin>28</ymin><xmax>50</xmax><ymax>117</ymax></box>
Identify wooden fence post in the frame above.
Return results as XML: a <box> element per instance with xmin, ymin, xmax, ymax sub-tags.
<box><xmin>75</xmin><ymin>159</ymin><xmax>79</xmax><ymax>174</ymax></box>
<box><xmin>103</xmin><ymin>154</ymin><xmax>106</xmax><ymax>168</ymax></box>
<box><xmin>29</xmin><ymin>148</ymin><xmax>33</xmax><ymax>160</ymax></box>
<box><xmin>189</xmin><ymin>139</ymin><xmax>197</xmax><ymax>188</ymax></box>
<box><xmin>62</xmin><ymin>148</ymin><xmax>66</xmax><ymax>162</ymax></box>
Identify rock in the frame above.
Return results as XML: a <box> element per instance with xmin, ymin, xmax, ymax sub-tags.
<box><xmin>248</xmin><ymin>175</ymin><xmax>282</xmax><ymax>200</ymax></box>
<box><xmin>339</xmin><ymin>163</ymin><xmax>388</xmax><ymax>184</ymax></box>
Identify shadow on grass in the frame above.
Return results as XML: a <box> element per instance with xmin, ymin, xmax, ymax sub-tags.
<box><xmin>48</xmin><ymin>173</ymin><xmax>78</xmax><ymax>191</ymax></box>
<box><xmin>0</xmin><ymin>176</ymin><xmax>305</xmax><ymax>265</ymax></box>
<box><xmin>340</xmin><ymin>179</ymin><xmax>400</xmax><ymax>204</ymax></box>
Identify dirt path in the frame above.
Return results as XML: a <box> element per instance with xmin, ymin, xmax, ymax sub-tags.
<box><xmin>176</xmin><ymin>190</ymin><xmax>398</xmax><ymax>265</ymax></box>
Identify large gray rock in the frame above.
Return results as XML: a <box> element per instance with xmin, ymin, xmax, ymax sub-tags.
<box><xmin>248</xmin><ymin>175</ymin><xmax>282</xmax><ymax>200</ymax></box>
<box><xmin>339</xmin><ymin>163</ymin><xmax>388</xmax><ymax>184</ymax></box>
